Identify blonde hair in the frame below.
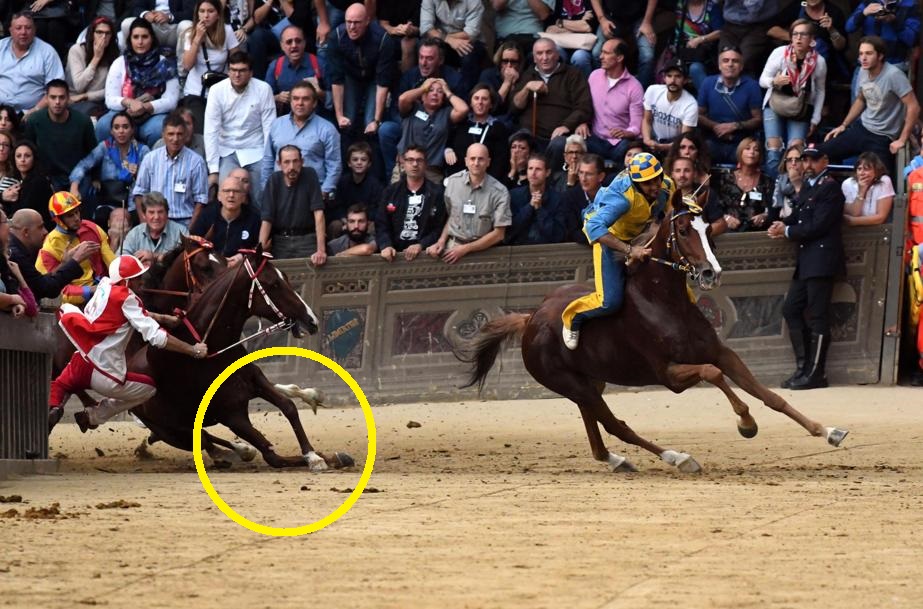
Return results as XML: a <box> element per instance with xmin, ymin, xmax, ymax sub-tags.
<box><xmin>186</xmin><ymin>0</ymin><xmax>226</xmax><ymax>49</ymax></box>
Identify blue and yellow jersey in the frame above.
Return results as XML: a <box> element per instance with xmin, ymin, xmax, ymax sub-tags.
<box><xmin>582</xmin><ymin>174</ymin><xmax>675</xmax><ymax>243</ymax></box>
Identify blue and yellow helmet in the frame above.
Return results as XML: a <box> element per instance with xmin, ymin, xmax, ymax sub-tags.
<box><xmin>627</xmin><ymin>153</ymin><xmax>663</xmax><ymax>183</ymax></box>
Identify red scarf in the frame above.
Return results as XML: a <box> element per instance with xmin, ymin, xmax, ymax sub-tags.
<box><xmin>782</xmin><ymin>44</ymin><xmax>817</xmax><ymax>96</ymax></box>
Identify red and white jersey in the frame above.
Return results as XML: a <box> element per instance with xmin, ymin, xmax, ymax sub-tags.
<box><xmin>58</xmin><ymin>278</ymin><xmax>168</xmax><ymax>384</ymax></box>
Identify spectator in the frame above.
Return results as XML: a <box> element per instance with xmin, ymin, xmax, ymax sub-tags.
<box><xmin>551</xmin><ymin>133</ymin><xmax>586</xmax><ymax>193</ymax></box>
<box><xmin>561</xmin><ymin>152</ymin><xmax>606</xmax><ymax>243</ymax></box>
<box><xmin>697</xmin><ymin>45</ymin><xmax>762</xmax><ymax>165</ymax></box>
<box><xmin>69</xmin><ymin>112</ymin><xmax>150</xmax><ymax>226</ymax></box>
<box><xmin>121</xmin><ymin>191</ymin><xmax>189</xmax><ymax>265</ymax></box>
<box><xmin>671</xmin><ymin>155</ymin><xmax>726</xmax><ymax>237</ymax></box>
<box><xmin>768</xmin><ymin>144</ymin><xmax>845</xmax><ymax>390</ymax></box>
<box><xmin>203</xmin><ymin>51</ymin><xmax>275</xmax><ymax>207</ymax></box>
<box><xmin>328</xmin><ymin>3</ymin><xmax>396</xmax><ymax>138</ymax></box>
<box><xmin>477</xmin><ymin>41</ymin><xmax>525</xmax><ymax>117</ymax></box>
<box><xmin>445</xmin><ymin>84</ymin><xmax>510</xmax><ymax>181</ymax></box>
<box><xmin>259</xmin><ymin>145</ymin><xmax>326</xmax><ymax>264</ymax></box>
<box><xmin>66</xmin><ymin>16</ymin><xmax>121</xmax><ymax>118</ymax></box>
<box><xmin>378</xmin><ymin>0</ymin><xmax>422</xmax><ymax>72</ymax></box>
<box><xmin>37</xmin><ymin>192</ymin><xmax>117</xmax><ymax>306</ymax></box>
<box><xmin>377</xmin><ymin>145</ymin><xmax>447</xmax><ymax>262</ymax></box>
<box><xmin>504</xmin><ymin>129</ymin><xmax>533</xmax><ymax>190</ymax></box>
<box><xmin>542</xmin><ymin>0</ymin><xmax>598</xmax><ymax>78</ymax></box>
<box><xmin>132</xmin><ymin>112</ymin><xmax>209</xmax><ymax>227</ymax></box>
<box><xmin>0</xmin><ymin>208</ymin><xmax>37</xmax><ymax>318</ymax></box>
<box><xmin>759</xmin><ymin>20</ymin><xmax>827</xmax><ymax>178</ymax></box>
<box><xmin>9</xmin><ymin>140</ymin><xmax>56</xmax><ymax>231</ymax></box>
<box><xmin>578</xmin><ymin>38</ymin><xmax>643</xmax><ymax>169</ymax></box>
<box><xmin>589</xmin><ymin>0</ymin><xmax>657</xmax><ymax>88</ymax></box>
<box><xmin>228</xmin><ymin>166</ymin><xmax>254</xmax><ymax>206</ymax></box>
<box><xmin>153</xmin><ymin>107</ymin><xmax>206</xmax><ymax>159</ymax></box>
<box><xmin>327</xmin><ymin>203</ymin><xmax>376</xmax><ymax>256</ymax></box>
<box><xmin>715</xmin><ymin>137</ymin><xmax>774</xmax><ymax>233</ymax></box>
<box><xmin>24</xmin><ymin>80</ymin><xmax>98</xmax><ymax>196</ymax></box>
<box><xmin>121</xmin><ymin>0</ymin><xmax>195</xmax><ymax>49</ymax></box>
<box><xmin>421</xmin><ymin>0</ymin><xmax>485</xmax><ymax>91</ymax></box>
<box><xmin>261</xmin><ymin>81</ymin><xmax>340</xmax><ymax>201</ymax></box>
<box><xmin>842</xmin><ymin>152</ymin><xmax>894</xmax><ymax>226</ymax></box>
<box><xmin>0</xmin><ymin>130</ymin><xmax>18</xmax><ymax>212</ymax></box>
<box><xmin>768</xmin><ymin>0</ymin><xmax>848</xmax><ymax>84</ymax></box>
<box><xmin>8</xmin><ymin>208</ymin><xmax>90</xmax><ymax>301</ymax></box>
<box><xmin>511</xmin><ymin>38</ymin><xmax>592</xmax><ymax>172</ymax></box>
<box><xmin>242</xmin><ymin>0</ymin><xmax>290</xmax><ymax>79</ymax></box>
<box><xmin>506</xmin><ymin>153</ymin><xmax>567</xmax><ymax>245</ymax></box>
<box><xmin>619</xmin><ymin>140</ymin><xmax>647</xmax><ymax>174</ymax></box>
<box><xmin>265</xmin><ymin>25</ymin><xmax>324</xmax><ymax>115</ymax></box>
<box><xmin>0</xmin><ymin>106</ymin><xmax>23</xmax><ymax>138</ymax></box>
<box><xmin>332</xmin><ymin>141</ymin><xmax>383</xmax><ymax>238</ymax></box>
<box><xmin>429</xmin><ymin>143</ymin><xmax>510</xmax><ymax>264</ymax></box>
<box><xmin>178</xmin><ymin>0</ymin><xmax>241</xmax><ymax>131</ymax></box>
<box><xmin>770</xmin><ymin>143</ymin><xmax>805</xmax><ymax>222</ymax></box>
<box><xmin>845</xmin><ymin>1</ymin><xmax>920</xmax><ymax>72</ymax></box>
<box><xmin>719</xmin><ymin>0</ymin><xmax>779</xmax><ymax>77</ymax></box>
<box><xmin>494</xmin><ymin>0</ymin><xmax>554</xmax><ymax>47</ymax></box>
<box><xmin>665</xmin><ymin>130</ymin><xmax>711</xmax><ymax>184</ymax></box>
<box><xmin>190</xmin><ymin>176</ymin><xmax>260</xmax><ymax>264</ymax></box>
<box><xmin>821</xmin><ymin>36</ymin><xmax>919</xmax><ymax>177</ymax></box>
<box><xmin>642</xmin><ymin>59</ymin><xmax>698</xmax><ymax>157</ymax></box>
<box><xmin>0</xmin><ymin>12</ymin><xmax>65</xmax><ymax>115</ymax></box>
<box><xmin>97</xmin><ymin>18</ymin><xmax>180</xmax><ymax>147</ymax></box>
<box><xmin>904</xmin><ymin>128</ymin><xmax>923</xmax><ymax>178</ymax></box>
<box><xmin>662</xmin><ymin>0</ymin><xmax>722</xmax><ymax>92</ymax></box>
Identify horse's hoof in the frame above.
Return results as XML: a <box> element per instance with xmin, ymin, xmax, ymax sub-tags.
<box><xmin>211</xmin><ymin>459</ymin><xmax>233</xmax><ymax>470</ymax></box>
<box><xmin>606</xmin><ymin>453</ymin><xmax>638</xmax><ymax>473</ymax></box>
<box><xmin>304</xmin><ymin>451</ymin><xmax>328</xmax><ymax>471</ymax></box>
<box><xmin>74</xmin><ymin>411</ymin><xmax>97</xmax><ymax>434</ymax></box>
<box><xmin>825</xmin><ymin>427</ymin><xmax>849</xmax><ymax>447</ymax></box>
<box><xmin>232</xmin><ymin>442</ymin><xmax>257</xmax><ymax>462</ymax></box>
<box><xmin>676</xmin><ymin>454</ymin><xmax>702</xmax><ymax>473</ymax></box>
<box><xmin>334</xmin><ymin>452</ymin><xmax>355</xmax><ymax>468</ymax></box>
<box><xmin>737</xmin><ymin>423</ymin><xmax>759</xmax><ymax>439</ymax></box>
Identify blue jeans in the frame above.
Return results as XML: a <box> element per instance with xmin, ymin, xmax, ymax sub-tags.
<box><xmin>762</xmin><ymin>105</ymin><xmax>809</xmax><ymax>179</ymax></box>
<box><xmin>342</xmin><ymin>77</ymin><xmax>379</xmax><ymax>126</ymax></box>
<box><xmin>317</xmin><ymin>2</ymin><xmax>346</xmax><ymax>108</ymax></box>
<box><xmin>378</xmin><ymin>120</ymin><xmax>401</xmax><ymax>178</ymax></box>
<box><xmin>594</xmin><ymin>20</ymin><xmax>655</xmax><ymax>87</ymax></box>
<box><xmin>561</xmin><ymin>48</ymin><xmax>593</xmax><ymax>77</ymax></box>
<box><xmin>586</xmin><ymin>135</ymin><xmax>631</xmax><ymax>170</ymax></box>
<box><xmin>96</xmin><ymin>111</ymin><xmax>167</xmax><ymax>148</ymax></box>
<box><xmin>688</xmin><ymin>61</ymin><xmax>708</xmax><ymax>93</ymax></box>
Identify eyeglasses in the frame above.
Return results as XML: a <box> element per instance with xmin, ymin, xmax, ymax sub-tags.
<box><xmin>719</xmin><ymin>45</ymin><xmax>742</xmax><ymax>55</ymax></box>
<box><xmin>786</xmin><ymin>156</ymin><xmax>803</xmax><ymax>163</ymax></box>
<box><xmin>403</xmin><ymin>157</ymin><xmax>425</xmax><ymax>164</ymax></box>
<box><xmin>791</xmin><ymin>32</ymin><xmax>812</xmax><ymax>38</ymax></box>
<box><xmin>282</xmin><ymin>38</ymin><xmax>303</xmax><ymax>45</ymax></box>
<box><xmin>220</xmin><ymin>189</ymin><xmax>244</xmax><ymax>194</ymax></box>
<box><xmin>565</xmin><ymin>150</ymin><xmax>583</xmax><ymax>156</ymax></box>
<box><xmin>228</xmin><ymin>67</ymin><xmax>250</xmax><ymax>74</ymax></box>
<box><xmin>500</xmin><ymin>58</ymin><xmax>519</xmax><ymax>65</ymax></box>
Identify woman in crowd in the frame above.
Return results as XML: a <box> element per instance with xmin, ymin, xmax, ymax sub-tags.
<box><xmin>96</xmin><ymin>18</ymin><xmax>180</xmax><ymax>147</ymax></box>
<box><xmin>66</xmin><ymin>16</ymin><xmax>120</xmax><ymax>118</ymax></box>
<box><xmin>769</xmin><ymin>143</ymin><xmax>805</xmax><ymax>222</ymax></box>
<box><xmin>551</xmin><ymin>133</ymin><xmax>587</xmax><ymax>193</ymax></box>
<box><xmin>10</xmin><ymin>141</ymin><xmax>55</xmax><ymax>231</ymax></box>
<box><xmin>69</xmin><ymin>112</ymin><xmax>150</xmax><ymax>226</ymax></box>
<box><xmin>445</xmin><ymin>83</ymin><xmax>509</xmax><ymax>180</ymax></box>
<box><xmin>504</xmin><ymin>130</ymin><xmax>533</xmax><ymax>190</ymax></box>
<box><xmin>180</xmin><ymin>0</ymin><xmax>240</xmax><ymax>131</ymax></box>
<box><xmin>0</xmin><ymin>131</ymin><xmax>18</xmax><ymax>216</ymax></box>
<box><xmin>759</xmin><ymin>19</ymin><xmax>827</xmax><ymax>177</ymax></box>
<box><xmin>395</xmin><ymin>77</ymin><xmax>469</xmax><ymax>183</ymax></box>
<box><xmin>663</xmin><ymin>0</ymin><xmax>722</xmax><ymax>91</ymax></box>
<box><xmin>478</xmin><ymin>41</ymin><xmax>525</xmax><ymax>120</ymax></box>
<box><xmin>0</xmin><ymin>106</ymin><xmax>22</xmax><ymax>139</ymax></box>
<box><xmin>0</xmin><ymin>208</ymin><xmax>37</xmax><ymax>318</ymax></box>
<box><xmin>715</xmin><ymin>137</ymin><xmax>774</xmax><ymax>233</ymax></box>
<box><xmin>544</xmin><ymin>0</ymin><xmax>596</xmax><ymax>77</ymax></box>
<box><xmin>665</xmin><ymin>130</ymin><xmax>711</xmax><ymax>184</ymax></box>
<box><xmin>842</xmin><ymin>152</ymin><xmax>894</xmax><ymax>226</ymax></box>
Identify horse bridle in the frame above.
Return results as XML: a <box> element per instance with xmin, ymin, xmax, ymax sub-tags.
<box><xmin>140</xmin><ymin>237</ymin><xmax>215</xmax><ymax>299</ymax></box>
<box><xmin>648</xmin><ymin>209</ymin><xmax>695</xmax><ymax>276</ymax></box>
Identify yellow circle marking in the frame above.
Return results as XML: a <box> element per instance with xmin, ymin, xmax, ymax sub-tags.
<box><xmin>193</xmin><ymin>346</ymin><xmax>376</xmax><ymax>536</ymax></box>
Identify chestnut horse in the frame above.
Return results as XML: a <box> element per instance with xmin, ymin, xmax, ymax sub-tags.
<box><xmin>129</xmin><ymin>246</ymin><xmax>352</xmax><ymax>470</ymax></box>
<box><xmin>462</xmin><ymin>192</ymin><xmax>848</xmax><ymax>473</ymax></box>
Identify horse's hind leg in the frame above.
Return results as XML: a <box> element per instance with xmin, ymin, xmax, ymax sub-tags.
<box><xmin>577</xmin><ymin>407</ymin><xmax>638</xmax><ymax>473</ymax></box>
<box><xmin>665</xmin><ymin>363</ymin><xmax>759</xmax><ymax>438</ymax></box>
<box><xmin>716</xmin><ymin>346</ymin><xmax>848</xmax><ymax>447</ymax></box>
<box><xmin>221</xmin><ymin>410</ymin><xmax>326</xmax><ymax>469</ymax></box>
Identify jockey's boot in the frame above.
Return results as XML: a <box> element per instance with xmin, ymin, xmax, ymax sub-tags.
<box><xmin>910</xmin><ymin>368</ymin><xmax>923</xmax><ymax>387</ymax></box>
<box><xmin>790</xmin><ymin>333</ymin><xmax>829</xmax><ymax>390</ymax></box>
<box><xmin>562</xmin><ymin>325</ymin><xmax>580</xmax><ymax>350</ymax></box>
<box><xmin>781</xmin><ymin>328</ymin><xmax>809</xmax><ymax>389</ymax></box>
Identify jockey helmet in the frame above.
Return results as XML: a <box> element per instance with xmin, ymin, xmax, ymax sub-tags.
<box><xmin>109</xmin><ymin>255</ymin><xmax>148</xmax><ymax>284</ymax></box>
<box><xmin>627</xmin><ymin>153</ymin><xmax>663</xmax><ymax>183</ymax></box>
<box><xmin>48</xmin><ymin>191</ymin><xmax>82</xmax><ymax>220</ymax></box>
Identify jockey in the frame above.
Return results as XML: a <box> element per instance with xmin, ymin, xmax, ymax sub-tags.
<box><xmin>561</xmin><ymin>152</ymin><xmax>675</xmax><ymax>350</ymax></box>
<box><xmin>48</xmin><ymin>254</ymin><xmax>208</xmax><ymax>433</ymax></box>
<box><xmin>36</xmin><ymin>192</ymin><xmax>117</xmax><ymax>306</ymax></box>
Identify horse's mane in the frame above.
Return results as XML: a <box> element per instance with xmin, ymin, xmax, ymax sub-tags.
<box><xmin>144</xmin><ymin>242</ymin><xmax>186</xmax><ymax>288</ymax></box>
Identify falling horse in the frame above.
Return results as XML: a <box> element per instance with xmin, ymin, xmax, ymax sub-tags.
<box><xmin>462</xmin><ymin>192</ymin><xmax>848</xmax><ymax>473</ymax></box>
<box><xmin>128</xmin><ymin>246</ymin><xmax>352</xmax><ymax>470</ymax></box>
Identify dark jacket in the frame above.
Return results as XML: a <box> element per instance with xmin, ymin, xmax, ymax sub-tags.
<box><xmin>446</xmin><ymin>117</ymin><xmax>510</xmax><ymax>181</ymax></box>
<box><xmin>190</xmin><ymin>202</ymin><xmax>261</xmax><ymax>257</ymax></box>
<box><xmin>375</xmin><ymin>177</ymin><xmax>446</xmax><ymax>251</ymax></box>
<box><xmin>505</xmin><ymin>186</ymin><xmax>567</xmax><ymax>245</ymax></box>
<box><xmin>512</xmin><ymin>62</ymin><xmax>592</xmax><ymax>139</ymax></box>
<box><xmin>783</xmin><ymin>170</ymin><xmax>845</xmax><ymax>279</ymax></box>
<box><xmin>8</xmin><ymin>233</ymin><xmax>82</xmax><ymax>301</ymax></box>
<box><xmin>327</xmin><ymin>21</ymin><xmax>397</xmax><ymax>87</ymax></box>
<box><xmin>130</xmin><ymin>0</ymin><xmax>194</xmax><ymax>21</ymax></box>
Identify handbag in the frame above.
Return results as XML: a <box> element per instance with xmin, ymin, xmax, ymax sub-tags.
<box><xmin>540</xmin><ymin>31</ymin><xmax>597</xmax><ymax>51</ymax></box>
<box><xmin>200</xmin><ymin>44</ymin><xmax>228</xmax><ymax>97</ymax></box>
<box><xmin>768</xmin><ymin>88</ymin><xmax>811</xmax><ymax>122</ymax></box>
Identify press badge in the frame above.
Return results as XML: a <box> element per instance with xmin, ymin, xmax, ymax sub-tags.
<box><xmin>463</xmin><ymin>201</ymin><xmax>477</xmax><ymax>214</ymax></box>
<box><xmin>750</xmin><ymin>191</ymin><xmax>762</xmax><ymax>201</ymax></box>
<box><xmin>174</xmin><ymin>181</ymin><xmax>186</xmax><ymax>193</ymax></box>
<box><xmin>408</xmin><ymin>194</ymin><xmax>423</xmax><ymax>207</ymax></box>
<box><xmin>468</xmin><ymin>126</ymin><xmax>483</xmax><ymax>136</ymax></box>
<box><xmin>414</xmin><ymin>110</ymin><xmax>429</xmax><ymax>121</ymax></box>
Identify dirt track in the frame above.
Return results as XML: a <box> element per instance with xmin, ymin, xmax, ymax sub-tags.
<box><xmin>1</xmin><ymin>385</ymin><xmax>921</xmax><ymax>609</ymax></box>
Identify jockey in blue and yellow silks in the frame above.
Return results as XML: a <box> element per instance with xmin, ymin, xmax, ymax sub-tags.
<box><xmin>561</xmin><ymin>153</ymin><xmax>674</xmax><ymax>350</ymax></box>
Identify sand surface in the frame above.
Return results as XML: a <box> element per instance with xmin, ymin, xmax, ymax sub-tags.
<box><xmin>1</xmin><ymin>385</ymin><xmax>921</xmax><ymax>609</ymax></box>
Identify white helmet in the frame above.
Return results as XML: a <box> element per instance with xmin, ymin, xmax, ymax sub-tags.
<box><xmin>108</xmin><ymin>255</ymin><xmax>148</xmax><ymax>283</ymax></box>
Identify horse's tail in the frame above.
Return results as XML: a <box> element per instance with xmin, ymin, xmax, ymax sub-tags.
<box><xmin>457</xmin><ymin>313</ymin><xmax>530</xmax><ymax>393</ymax></box>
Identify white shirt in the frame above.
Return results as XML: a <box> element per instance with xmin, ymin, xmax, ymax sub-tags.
<box><xmin>204</xmin><ymin>77</ymin><xmax>277</xmax><ymax>173</ymax></box>
<box><xmin>841</xmin><ymin>175</ymin><xmax>895</xmax><ymax>217</ymax></box>
<box><xmin>104</xmin><ymin>55</ymin><xmax>180</xmax><ymax>114</ymax></box>
<box><xmin>642</xmin><ymin>85</ymin><xmax>698</xmax><ymax>141</ymax></box>
<box><xmin>182</xmin><ymin>25</ymin><xmax>238</xmax><ymax>97</ymax></box>
<box><xmin>758</xmin><ymin>45</ymin><xmax>827</xmax><ymax>127</ymax></box>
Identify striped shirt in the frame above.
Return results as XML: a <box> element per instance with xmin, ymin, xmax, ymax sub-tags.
<box><xmin>131</xmin><ymin>146</ymin><xmax>208</xmax><ymax>222</ymax></box>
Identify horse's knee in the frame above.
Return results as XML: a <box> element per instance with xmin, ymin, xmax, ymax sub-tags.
<box><xmin>699</xmin><ymin>364</ymin><xmax>724</xmax><ymax>384</ymax></box>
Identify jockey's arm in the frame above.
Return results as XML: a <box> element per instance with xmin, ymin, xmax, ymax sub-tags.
<box><xmin>161</xmin><ymin>333</ymin><xmax>208</xmax><ymax>359</ymax></box>
<box><xmin>596</xmin><ymin>233</ymin><xmax>650</xmax><ymax>263</ymax></box>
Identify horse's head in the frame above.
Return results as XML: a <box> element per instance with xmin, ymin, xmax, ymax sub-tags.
<box><xmin>240</xmin><ymin>245</ymin><xmax>319</xmax><ymax>338</ymax></box>
<box><xmin>181</xmin><ymin>234</ymin><xmax>226</xmax><ymax>291</ymax></box>
<box><xmin>665</xmin><ymin>190</ymin><xmax>722</xmax><ymax>290</ymax></box>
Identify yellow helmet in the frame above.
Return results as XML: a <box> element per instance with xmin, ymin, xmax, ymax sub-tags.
<box><xmin>48</xmin><ymin>191</ymin><xmax>81</xmax><ymax>220</ymax></box>
<box><xmin>627</xmin><ymin>153</ymin><xmax>663</xmax><ymax>183</ymax></box>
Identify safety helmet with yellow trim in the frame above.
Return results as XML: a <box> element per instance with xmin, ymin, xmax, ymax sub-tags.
<box><xmin>627</xmin><ymin>152</ymin><xmax>663</xmax><ymax>183</ymax></box>
<box><xmin>48</xmin><ymin>191</ymin><xmax>82</xmax><ymax>224</ymax></box>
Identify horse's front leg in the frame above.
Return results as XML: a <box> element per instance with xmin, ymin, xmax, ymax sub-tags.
<box><xmin>665</xmin><ymin>362</ymin><xmax>759</xmax><ymax>438</ymax></box>
<box><xmin>715</xmin><ymin>346</ymin><xmax>848</xmax><ymax>447</ymax></box>
<box><xmin>577</xmin><ymin>406</ymin><xmax>638</xmax><ymax>473</ymax></box>
<box><xmin>221</xmin><ymin>409</ymin><xmax>326</xmax><ymax>469</ymax></box>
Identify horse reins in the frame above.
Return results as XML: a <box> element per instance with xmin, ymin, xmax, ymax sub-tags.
<box><xmin>139</xmin><ymin>239</ymin><xmax>215</xmax><ymax>299</ymax></box>
<box><xmin>648</xmin><ymin>209</ymin><xmax>695</xmax><ymax>275</ymax></box>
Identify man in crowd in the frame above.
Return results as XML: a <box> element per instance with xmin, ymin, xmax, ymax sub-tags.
<box><xmin>327</xmin><ymin>204</ymin><xmax>376</xmax><ymax>256</ymax></box>
<box><xmin>265</xmin><ymin>25</ymin><xmax>325</xmax><ymax>115</ymax></box>
<box><xmin>506</xmin><ymin>153</ymin><xmax>567</xmax><ymax>245</ymax></box>
<box><xmin>261</xmin><ymin>81</ymin><xmax>340</xmax><ymax>203</ymax></box>
<box><xmin>511</xmin><ymin>38</ymin><xmax>592</xmax><ymax>172</ymax></box>
<box><xmin>37</xmin><ymin>192</ymin><xmax>117</xmax><ymax>307</ymax></box>
<box><xmin>377</xmin><ymin>146</ymin><xmax>446</xmax><ymax>262</ymax></box>
<box><xmin>579</xmin><ymin>38</ymin><xmax>643</xmax><ymax>168</ymax></box>
<box><xmin>204</xmin><ymin>51</ymin><xmax>276</xmax><ymax>208</ymax></box>
<box><xmin>259</xmin><ymin>146</ymin><xmax>326</xmax><ymax>265</ymax></box>
<box><xmin>8</xmin><ymin>209</ymin><xmax>90</xmax><ymax>301</ymax></box>
<box><xmin>0</xmin><ymin>12</ymin><xmax>64</xmax><ymax>115</ymax></box>
<box><xmin>720</xmin><ymin>0</ymin><xmax>779</xmax><ymax>77</ymax></box>
<box><xmin>121</xmin><ymin>192</ymin><xmax>189</xmax><ymax>266</ymax></box>
<box><xmin>768</xmin><ymin>145</ymin><xmax>844</xmax><ymax>390</ymax></box>
<box><xmin>133</xmin><ymin>113</ymin><xmax>209</xmax><ymax>228</ymax></box>
<box><xmin>429</xmin><ymin>143</ymin><xmax>510</xmax><ymax>264</ymax></box>
<box><xmin>121</xmin><ymin>0</ymin><xmax>195</xmax><ymax>49</ymax></box>
<box><xmin>821</xmin><ymin>35</ymin><xmax>919</xmax><ymax>176</ymax></box>
<box><xmin>641</xmin><ymin>60</ymin><xmax>698</xmax><ymax>156</ymax></box>
<box><xmin>589</xmin><ymin>0</ymin><xmax>658</xmax><ymax>88</ymax></box>
<box><xmin>420</xmin><ymin>0</ymin><xmax>484</xmax><ymax>92</ymax></box>
<box><xmin>24</xmin><ymin>80</ymin><xmax>98</xmax><ymax>195</ymax></box>
<box><xmin>561</xmin><ymin>153</ymin><xmax>607</xmax><ymax>243</ymax></box>
<box><xmin>697</xmin><ymin>45</ymin><xmax>763</xmax><ymax>165</ymax></box>
<box><xmin>494</xmin><ymin>0</ymin><xmax>554</xmax><ymax>46</ymax></box>
<box><xmin>191</xmin><ymin>177</ymin><xmax>261</xmax><ymax>266</ymax></box>
<box><xmin>670</xmin><ymin>156</ymin><xmax>727</xmax><ymax>237</ymax></box>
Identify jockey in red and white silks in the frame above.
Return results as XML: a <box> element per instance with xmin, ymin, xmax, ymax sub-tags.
<box><xmin>49</xmin><ymin>255</ymin><xmax>208</xmax><ymax>433</ymax></box>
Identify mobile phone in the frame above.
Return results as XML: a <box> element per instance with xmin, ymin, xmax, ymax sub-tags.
<box><xmin>0</xmin><ymin>176</ymin><xmax>20</xmax><ymax>195</ymax></box>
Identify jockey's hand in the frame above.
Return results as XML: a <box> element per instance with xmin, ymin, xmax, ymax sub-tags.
<box><xmin>628</xmin><ymin>244</ymin><xmax>651</xmax><ymax>263</ymax></box>
<box><xmin>191</xmin><ymin>342</ymin><xmax>208</xmax><ymax>359</ymax></box>
<box><xmin>66</xmin><ymin>241</ymin><xmax>99</xmax><ymax>263</ymax></box>
<box><xmin>227</xmin><ymin>253</ymin><xmax>244</xmax><ymax>268</ymax></box>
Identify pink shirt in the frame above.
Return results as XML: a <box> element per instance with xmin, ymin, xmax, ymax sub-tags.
<box><xmin>588</xmin><ymin>68</ymin><xmax>644</xmax><ymax>146</ymax></box>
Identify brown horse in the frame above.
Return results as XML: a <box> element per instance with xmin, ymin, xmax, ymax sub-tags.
<box><xmin>462</xmin><ymin>192</ymin><xmax>848</xmax><ymax>473</ymax></box>
<box><xmin>128</xmin><ymin>246</ymin><xmax>352</xmax><ymax>470</ymax></box>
